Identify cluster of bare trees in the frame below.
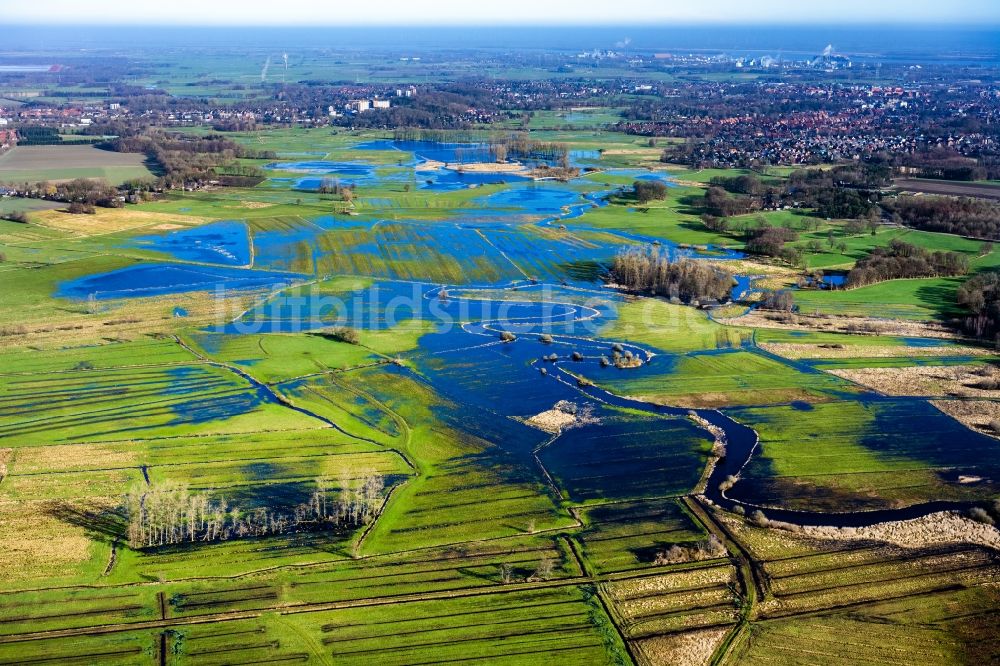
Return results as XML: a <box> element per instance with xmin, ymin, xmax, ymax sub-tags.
<box><xmin>124</xmin><ymin>473</ymin><xmax>384</xmax><ymax>549</ymax></box>
<box><xmin>306</xmin><ymin>474</ymin><xmax>384</xmax><ymax>526</ymax></box>
<box><xmin>958</xmin><ymin>271</ymin><xmax>1000</xmax><ymax>340</ymax></box>
<box><xmin>745</xmin><ymin>226</ymin><xmax>802</xmax><ymax>266</ymax></box>
<box><xmin>67</xmin><ymin>202</ymin><xmax>97</xmax><ymax>215</ymax></box>
<box><xmin>704</xmin><ymin>186</ymin><xmax>763</xmax><ymax>217</ymax></box>
<box><xmin>552</xmin><ymin>400</ymin><xmax>601</xmax><ymax>428</ymax></box>
<box><xmin>392</xmin><ymin>129</ymin><xmax>485</xmax><ymax>143</ymax></box>
<box><xmin>488</xmin><ymin>134</ymin><xmax>569</xmax><ymax>167</ymax></box>
<box><xmin>760</xmin><ymin>290</ymin><xmax>795</xmax><ymax>312</ymax></box>
<box><xmin>315</xmin><ymin>178</ymin><xmax>356</xmax><ymax>205</ymax></box>
<box><xmin>902</xmin><ymin>149</ymin><xmax>990</xmax><ymax>182</ymax></box>
<box><xmin>609</xmin><ymin>246</ymin><xmax>734</xmax><ymax>303</ymax></box>
<box><xmin>450</xmin><ymin>145</ymin><xmax>493</xmax><ymax>163</ymax></box>
<box><xmin>653</xmin><ymin>535</ymin><xmax>726</xmax><ymax>565</ymax></box>
<box><xmin>498</xmin><ymin>556</ymin><xmax>557</xmax><ymax>584</ymax></box>
<box><xmin>703</xmin><ymin>166</ymin><xmax>885</xmax><ymax>221</ymax></box>
<box><xmin>104</xmin><ymin>131</ymin><xmax>274</xmax><ymax>190</ymax></box>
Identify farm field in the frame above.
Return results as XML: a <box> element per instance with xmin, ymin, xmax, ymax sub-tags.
<box><xmin>0</xmin><ymin>145</ymin><xmax>156</xmax><ymax>184</ymax></box>
<box><xmin>0</xmin><ymin>126</ymin><xmax>998</xmax><ymax>666</ymax></box>
<box><xmin>894</xmin><ymin>178</ymin><xmax>1000</xmax><ymax>200</ymax></box>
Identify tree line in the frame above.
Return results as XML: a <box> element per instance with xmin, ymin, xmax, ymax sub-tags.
<box><xmin>901</xmin><ymin>148</ymin><xmax>990</xmax><ymax>181</ymax></box>
<box><xmin>885</xmin><ymin>196</ymin><xmax>1000</xmax><ymax>240</ymax></box>
<box><xmin>704</xmin><ymin>168</ymin><xmax>1000</xmax><ymax>244</ymax></box>
<box><xmin>14</xmin><ymin>126</ymin><xmax>99</xmax><ymax>146</ymax></box>
<box><xmin>6</xmin><ymin>178</ymin><xmax>122</xmax><ymax>209</ymax></box>
<box><xmin>392</xmin><ymin>129</ymin><xmax>488</xmax><ymax>143</ymax></box>
<box><xmin>788</xmin><ymin>167</ymin><xmax>884</xmax><ymax>220</ymax></box>
<box><xmin>609</xmin><ymin>246</ymin><xmax>734</xmax><ymax>303</ymax></box>
<box><xmin>703</xmin><ymin>166</ymin><xmax>886</xmax><ymax>221</ymax></box>
<box><xmin>124</xmin><ymin>473</ymin><xmax>384</xmax><ymax>549</ymax></box>
<box><xmin>846</xmin><ymin>240</ymin><xmax>969</xmax><ymax>288</ymax></box>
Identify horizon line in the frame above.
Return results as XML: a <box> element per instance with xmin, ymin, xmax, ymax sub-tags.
<box><xmin>6</xmin><ymin>20</ymin><xmax>1000</xmax><ymax>28</ymax></box>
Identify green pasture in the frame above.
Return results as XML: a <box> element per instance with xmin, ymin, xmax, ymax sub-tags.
<box><xmin>0</xmin><ymin>145</ymin><xmax>155</xmax><ymax>185</ymax></box>
<box><xmin>794</xmin><ymin>277</ymin><xmax>965</xmax><ymax>320</ymax></box>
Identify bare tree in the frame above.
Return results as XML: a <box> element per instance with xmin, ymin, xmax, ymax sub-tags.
<box><xmin>532</xmin><ymin>557</ymin><xmax>555</xmax><ymax>581</ymax></box>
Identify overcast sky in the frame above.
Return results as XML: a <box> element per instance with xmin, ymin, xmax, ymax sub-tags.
<box><xmin>4</xmin><ymin>0</ymin><xmax>1000</xmax><ymax>25</ymax></box>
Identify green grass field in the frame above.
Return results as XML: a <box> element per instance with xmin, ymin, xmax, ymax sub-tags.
<box><xmin>0</xmin><ymin>145</ymin><xmax>156</xmax><ymax>184</ymax></box>
<box><xmin>794</xmin><ymin>277</ymin><xmax>965</xmax><ymax>320</ymax></box>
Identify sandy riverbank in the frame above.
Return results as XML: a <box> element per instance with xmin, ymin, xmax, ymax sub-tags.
<box><xmin>449</xmin><ymin>161</ymin><xmax>530</xmax><ymax>174</ymax></box>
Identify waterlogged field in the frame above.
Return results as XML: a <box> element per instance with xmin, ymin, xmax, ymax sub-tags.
<box><xmin>0</xmin><ymin>128</ymin><xmax>999</xmax><ymax>664</ymax></box>
<box><xmin>729</xmin><ymin>400</ymin><xmax>1000</xmax><ymax>512</ymax></box>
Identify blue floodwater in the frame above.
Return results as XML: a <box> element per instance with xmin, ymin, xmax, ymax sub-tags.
<box><xmin>292</xmin><ymin>167</ymin><xmax>530</xmax><ymax>192</ymax></box>
<box><xmin>59</xmin><ymin>263</ymin><xmax>303</xmax><ymax>300</ymax></box>
<box><xmin>266</xmin><ymin>161</ymin><xmax>377</xmax><ymax>176</ymax></box>
<box><xmin>801</xmin><ymin>273</ymin><xmax>847</xmax><ymax>290</ymax></box>
<box><xmin>59</xmin><ymin>148</ymin><xmax>743</xmax><ymax>300</ymax></box>
<box><xmin>731</xmin><ymin>275</ymin><xmax>754</xmax><ymax>301</ymax></box>
<box><xmin>419</xmin><ymin>168</ymin><xmax>532</xmax><ymax>191</ymax></box>
<box><xmin>221</xmin><ymin>280</ymin><xmax>618</xmax><ymax>335</ymax></box>
<box><xmin>634</xmin><ymin>173</ymin><xmax>680</xmax><ymax>186</ymax></box>
<box><xmin>173</xmin><ymin>306</ymin><xmax>188</xmax><ymax>317</ymax></box>
<box><xmin>265</xmin><ymin>161</ymin><xmax>403</xmax><ymax>189</ymax></box>
<box><xmin>899</xmin><ymin>336</ymin><xmax>947</xmax><ymax>348</ymax></box>
<box><xmin>478</xmin><ymin>184</ymin><xmax>586</xmax><ymax>213</ymax></box>
<box><xmin>277</xmin><ymin>151</ymin><xmax>327</xmax><ymax>158</ymax></box>
<box><xmin>538</xmin><ymin>415</ymin><xmax>709</xmax><ymax>501</ymax></box>
<box><xmin>128</xmin><ymin>220</ymin><xmax>251</xmax><ymax>266</ymax></box>
<box><xmin>355</xmin><ymin>139</ymin><xmax>494</xmax><ymax>165</ymax></box>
